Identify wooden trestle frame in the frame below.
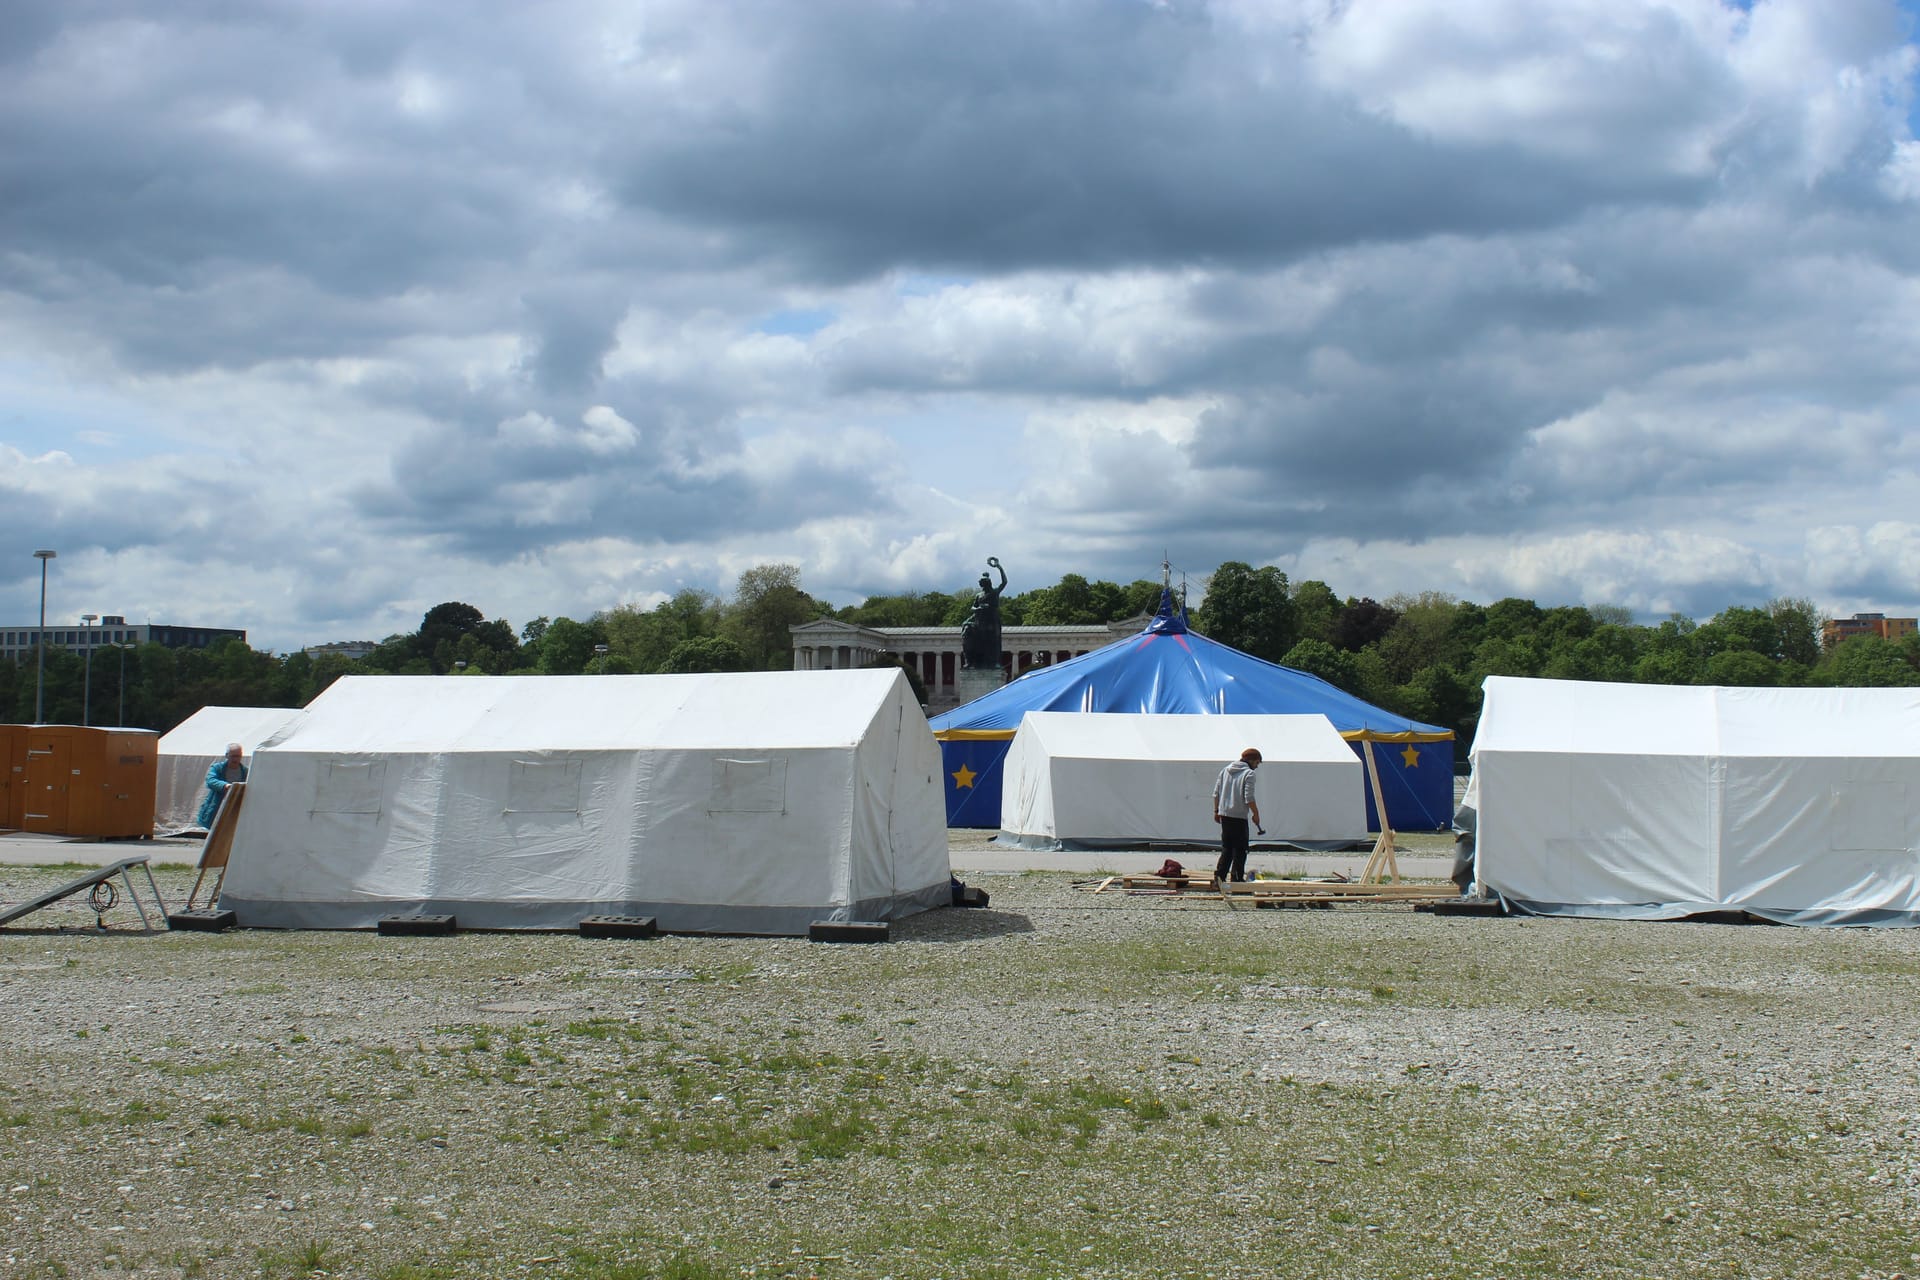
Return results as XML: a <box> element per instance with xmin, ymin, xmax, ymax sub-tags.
<box><xmin>1356</xmin><ymin>739</ymin><xmax>1401</xmax><ymax>885</ymax></box>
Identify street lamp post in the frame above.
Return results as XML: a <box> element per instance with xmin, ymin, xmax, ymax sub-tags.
<box><xmin>32</xmin><ymin>549</ymin><xmax>56</xmax><ymax>724</ymax></box>
<box><xmin>118</xmin><ymin>645</ymin><xmax>127</xmax><ymax>725</ymax></box>
<box><xmin>81</xmin><ymin>614</ymin><xmax>97</xmax><ymax>726</ymax></box>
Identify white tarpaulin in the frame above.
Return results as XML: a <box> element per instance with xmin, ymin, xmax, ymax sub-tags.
<box><xmin>998</xmin><ymin>711</ymin><xmax>1367</xmax><ymax>849</ymax></box>
<box><xmin>154</xmin><ymin>705</ymin><xmax>309</xmax><ymax>832</ymax></box>
<box><xmin>219</xmin><ymin>670</ymin><xmax>952</xmax><ymax>934</ymax></box>
<box><xmin>1471</xmin><ymin>676</ymin><xmax>1920</xmax><ymax>926</ymax></box>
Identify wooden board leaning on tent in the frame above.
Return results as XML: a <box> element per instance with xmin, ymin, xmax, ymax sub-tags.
<box><xmin>1357</xmin><ymin>739</ymin><xmax>1401</xmax><ymax>885</ymax></box>
<box><xmin>187</xmin><ymin>782</ymin><xmax>245</xmax><ymax>910</ymax></box>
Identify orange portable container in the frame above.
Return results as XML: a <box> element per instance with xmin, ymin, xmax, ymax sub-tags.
<box><xmin>5</xmin><ymin>725</ymin><xmax>159</xmax><ymax>838</ymax></box>
<box><xmin>0</xmin><ymin>724</ymin><xmax>21</xmax><ymax>829</ymax></box>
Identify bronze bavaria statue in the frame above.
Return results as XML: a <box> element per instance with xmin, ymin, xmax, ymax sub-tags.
<box><xmin>960</xmin><ymin>557</ymin><xmax>1007</xmax><ymax>670</ymax></box>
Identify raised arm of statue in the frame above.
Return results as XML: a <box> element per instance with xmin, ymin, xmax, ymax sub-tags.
<box><xmin>982</xmin><ymin>557</ymin><xmax>1006</xmax><ymax>600</ymax></box>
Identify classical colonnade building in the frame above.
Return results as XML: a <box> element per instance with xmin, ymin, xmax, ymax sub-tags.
<box><xmin>789</xmin><ymin>617</ymin><xmax>1148</xmax><ymax>710</ymax></box>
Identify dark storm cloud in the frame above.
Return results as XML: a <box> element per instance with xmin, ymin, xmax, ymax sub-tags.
<box><xmin>519</xmin><ymin>284</ymin><xmax>633</xmax><ymax>395</ymax></box>
<box><xmin>610</xmin><ymin>1</ymin><xmax>1708</xmax><ymax>282</ymax></box>
<box><xmin>356</xmin><ymin>412</ymin><xmax>902</xmax><ymax>559</ymax></box>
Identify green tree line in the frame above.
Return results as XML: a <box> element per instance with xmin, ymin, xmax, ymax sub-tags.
<box><xmin>7</xmin><ymin>562</ymin><xmax>1915</xmax><ymax>746</ymax></box>
<box><xmin>0</xmin><ymin>565</ymin><xmax>838</xmax><ymax>733</ymax></box>
<box><xmin>1192</xmin><ymin>562</ymin><xmax>1918</xmax><ymax>762</ymax></box>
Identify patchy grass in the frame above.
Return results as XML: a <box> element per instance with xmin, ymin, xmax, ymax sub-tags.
<box><xmin>1</xmin><ymin>863</ymin><xmax>1916</xmax><ymax>1279</ymax></box>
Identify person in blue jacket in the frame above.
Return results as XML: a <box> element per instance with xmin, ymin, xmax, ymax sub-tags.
<box><xmin>197</xmin><ymin>742</ymin><xmax>248</xmax><ymax>829</ymax></box>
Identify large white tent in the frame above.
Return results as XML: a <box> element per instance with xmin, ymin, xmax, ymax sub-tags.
<box><xmin>219</xmin><ymin>670</ymin><xmax>952</xmax><ymax>934</ymax></box>
<box><xmin>998</xmin><ymin>711</ymin><xmax>1368</xmax><ymax>849</ymax></box>
<box><xmin>154</xmin><ymin>705</ymin><xmax>309</xmax><ymax>832</ymax></box>
<box><xmin>1470</xmin><ymin>676</ymin><xmax>1920</xmax><ymax>926</ymax></box>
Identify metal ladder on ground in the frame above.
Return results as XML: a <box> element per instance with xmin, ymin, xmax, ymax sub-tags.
<box><xmin>0</xmin><ymin>856</ymin><xmax>170</xmax><ymax>932</ymax></box>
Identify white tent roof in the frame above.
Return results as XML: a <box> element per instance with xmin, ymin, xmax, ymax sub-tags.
<box><xmin>272</xmin><ymin>669</ymin><xmax>904</xmax><ymax>752</ymax></box>
<box><xmin>1471</xmin><ymin>678</ymin><xmax>1920</xmax><ymax>757</ymax></box>
<box><xmin>220</xmin><ymin>671</ymin><xmax>951</xmax><ymax>934</ymax></box>
<box><xmin>1470</xmin><ymin>676</ymin><xmax>1920</xmax><ymax>926</ymax></box>
<box><xmin>153</xmin><ymin>704</ymin><xmax>308</xmax><ymax>832</ymax></box>
<box><xmin>999</xmin><ymin>711</ymin><xmax>1367</xmax><ymax>848</ymax></box>
<box><xmin>1011</xmin><ymin>711</ymin><xmax>1363</xmax><ymax>765</ymax></box>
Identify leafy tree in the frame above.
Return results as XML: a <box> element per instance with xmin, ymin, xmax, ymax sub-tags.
<box><xmin>1115</xmin><ymin>579</ymin><xmax>1166</xmax><ymax>620</ymax></box>
<box><xmin>1023</xmin><ymin>574</ymin><xmax>1112</xmax><ymax>626</ymax></box>
<box><xmin>1589</xmin><ymin>604</ymin><xmax>1635</xmax><ymax>627</ymax></box>
<box><xmin>1483</xmin><ymin>598</ymin><xmax>1544</xmax><ymax>641</ymax></box>
<box><xmin>1289</xmin><ymin>580</ymin><xmax>1341</xmax><ymax>646</ymax></box>
<box><xmin>1196</xmin><ymin>562</ymin><xmax>1294</xmax><ymax>661</ymax></box>
<box><xmin>837</xmin><ymin>591</ymin><xmax>952</xmax><ymax>628</ymax></box>
<box><xmin>1330</xmin><ymin>597</ymin><xmax>1399</xmax><ymax>652</ymax></box>
<box><xmin>1632</xmin><ymin>647</ymin><xmax>1699</xmax><ymax>685</ymax></box>
<box><xmin>661</xmin><ymin>635</ymin><xmax>750</xmax><ymax>673</ymax></box>
<box><xmin>1703</xmin><ymin>649</ymin><xmax>1779</xmax><ymax>687</ymax></box>
<box><xmin>421</xmin><ymin>601</ymin><xmax>485</xmax><ymax>638</ymax></box>
<box><xmin>273</xmin><ymin>650</ymin><xmax>314</xmax><ymax>705</ymax></box>
<box><xmin>1377</xmin><ymin>592</ymin><xmax>1466</xmax><ymax>683</ymax></box>
<box><xmin>1397</xmin><ymin>664</ymin><xmax>1479</xmax><ymax>759</ymax></box>
<box><xmin>723</xmin><ymin>564</ymin><xmax>825</xmax><ymax>670</ymax></box>
<box><xmin>1536</xmin><ymin>605</ymin><xmax>1597</xmax><ymax>652</ymax></box>
<box><xmin>403</xmin><ymin>602</ymin><xmax>520</xmax><ymax>674</ymax></box>
<box><xmin>658</xmin><ymin>588</ymin><xmax>720</xmax><ymax>635</ymax></box>
<box><xmin>533</xmin><ymin>617</ymin><xmax>604</xmax><ymax>675</ymax></box>
<box><xmin>1693</xmin><ymin>606</ymin><xmax>1777</xmax><ymax>662</ymax></box>
<box><xmin>604</xmin><ymin>592</ymin><xmax>720</xmax><ymax>674</ymax></box>
<box><xmin>1471</xmin><ymin>634</ymin><xmax>1542</xmax><ymax>680</ymax></box>
<box><xmin>1816</xmin><ymin>635</ymin><xmax>1920</xmax><ymax>687</ymax></box>
<box><xmin>1279</xmin><ymin>638</ymin><xmax>1361</xmax><ymax>695</ymax></box>
<box><xmin>1348</xmin><ymin>648</ymin><xmax>1399</xmax><ymax>708</ymax></box>
<box><xmin>360</xmin><ymin>635</ymin><xmax>416</xmax><ymax>674</ymax></box>
<box><xmin>1543</xmin><ymin>625</ymin><xmax>1641</xmax><ymax>683</ymax></box>
<box><xmin>9</xmin><ymin>645</ymin><xmax>83</xmax><ymax>723</ymax></box>
<box><xmin>1767</xmin><ymin>597</ymin><xmax>1824</xmax><ymax>667</ymax></box>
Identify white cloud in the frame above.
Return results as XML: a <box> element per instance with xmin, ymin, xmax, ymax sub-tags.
<box><xmin>1</xmin><ymin>0</ymin><xmax>1918</xmax><ymax>653</ymax></box>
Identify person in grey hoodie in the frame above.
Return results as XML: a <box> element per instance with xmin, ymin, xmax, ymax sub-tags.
<box><xmin>1212</xmin><ymin>747</ymin><xmax>1264</xmax><ymax>884</ymax></box>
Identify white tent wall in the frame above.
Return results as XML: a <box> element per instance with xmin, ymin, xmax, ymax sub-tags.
<box><xmin>218</xmin><ymin>670</ymin><xmax>951</xmax><ymax>934</ymax></box>
<box><xmin>1471</xmin><ymin>677</ymin><xmax>1920</xmax><ymax>926</ymax></box>
<box><xmin>999</xmin><ymin>712</ymin><xmax>1367</xmax><ymax>849</ymax></box>
<box><xmin>154</xmin><ymin>705</ymin><xmax>308</xmax><ymax>832</ymax></box>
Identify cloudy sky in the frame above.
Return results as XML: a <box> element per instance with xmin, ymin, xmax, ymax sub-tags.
<box><xmin>4</xmin><ymin>0</ymin><xmax>1919</xmax><ymax>652</ymax></box>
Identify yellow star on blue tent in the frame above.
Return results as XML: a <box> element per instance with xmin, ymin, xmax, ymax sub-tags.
<box><xmin>1400</xmin><ymin>744</ymin><xmax>1421</xmax><ymax>768</ymax></box>
<box><xmin>951</xmin><ymin>763</ymin><xmax>977</xmax><ymax>789</ymax></box>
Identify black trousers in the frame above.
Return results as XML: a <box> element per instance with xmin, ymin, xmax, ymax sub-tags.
<box><xmin>1216</xmin><ymin>816</ymin><xmax>1249</xmax><ymax>883</ymax></box>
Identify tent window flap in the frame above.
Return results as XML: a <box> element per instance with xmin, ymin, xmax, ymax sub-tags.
<box><xmin>313</xmin><ymin>760</ymin><xmax>386</xmax><ymax>814</ymax></box>
<box><xmin>507</xmin><ymin>759</ymin><xmax>583</xmax><ymax>814</ymax></box>
<box><xmin>710</xmin><ymin>757</ymin><xmax>787</xmax><ymax>813</ymax></box>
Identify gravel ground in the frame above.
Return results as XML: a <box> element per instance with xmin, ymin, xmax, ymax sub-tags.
<box><xmin>2</xmin><ymin>854</ymin><xmax>1918</xmax><ymax>1280</ymax></box>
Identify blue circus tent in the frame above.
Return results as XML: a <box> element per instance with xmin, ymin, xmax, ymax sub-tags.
<box><xmin>927</xmin><ymin>593</ymin><xmax>1455</xmax><ymax>831</ymax></box>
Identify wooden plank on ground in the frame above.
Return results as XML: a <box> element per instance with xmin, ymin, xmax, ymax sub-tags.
<box><xmin>1120</xmin><ymin>874</ymin><xmax>1218</xmax><ymax>892</ymax></box>
<box><xmin>1227</xmin><ymin>880</ymin><xmax>1452</xmax><ymax>899</ymax></box>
